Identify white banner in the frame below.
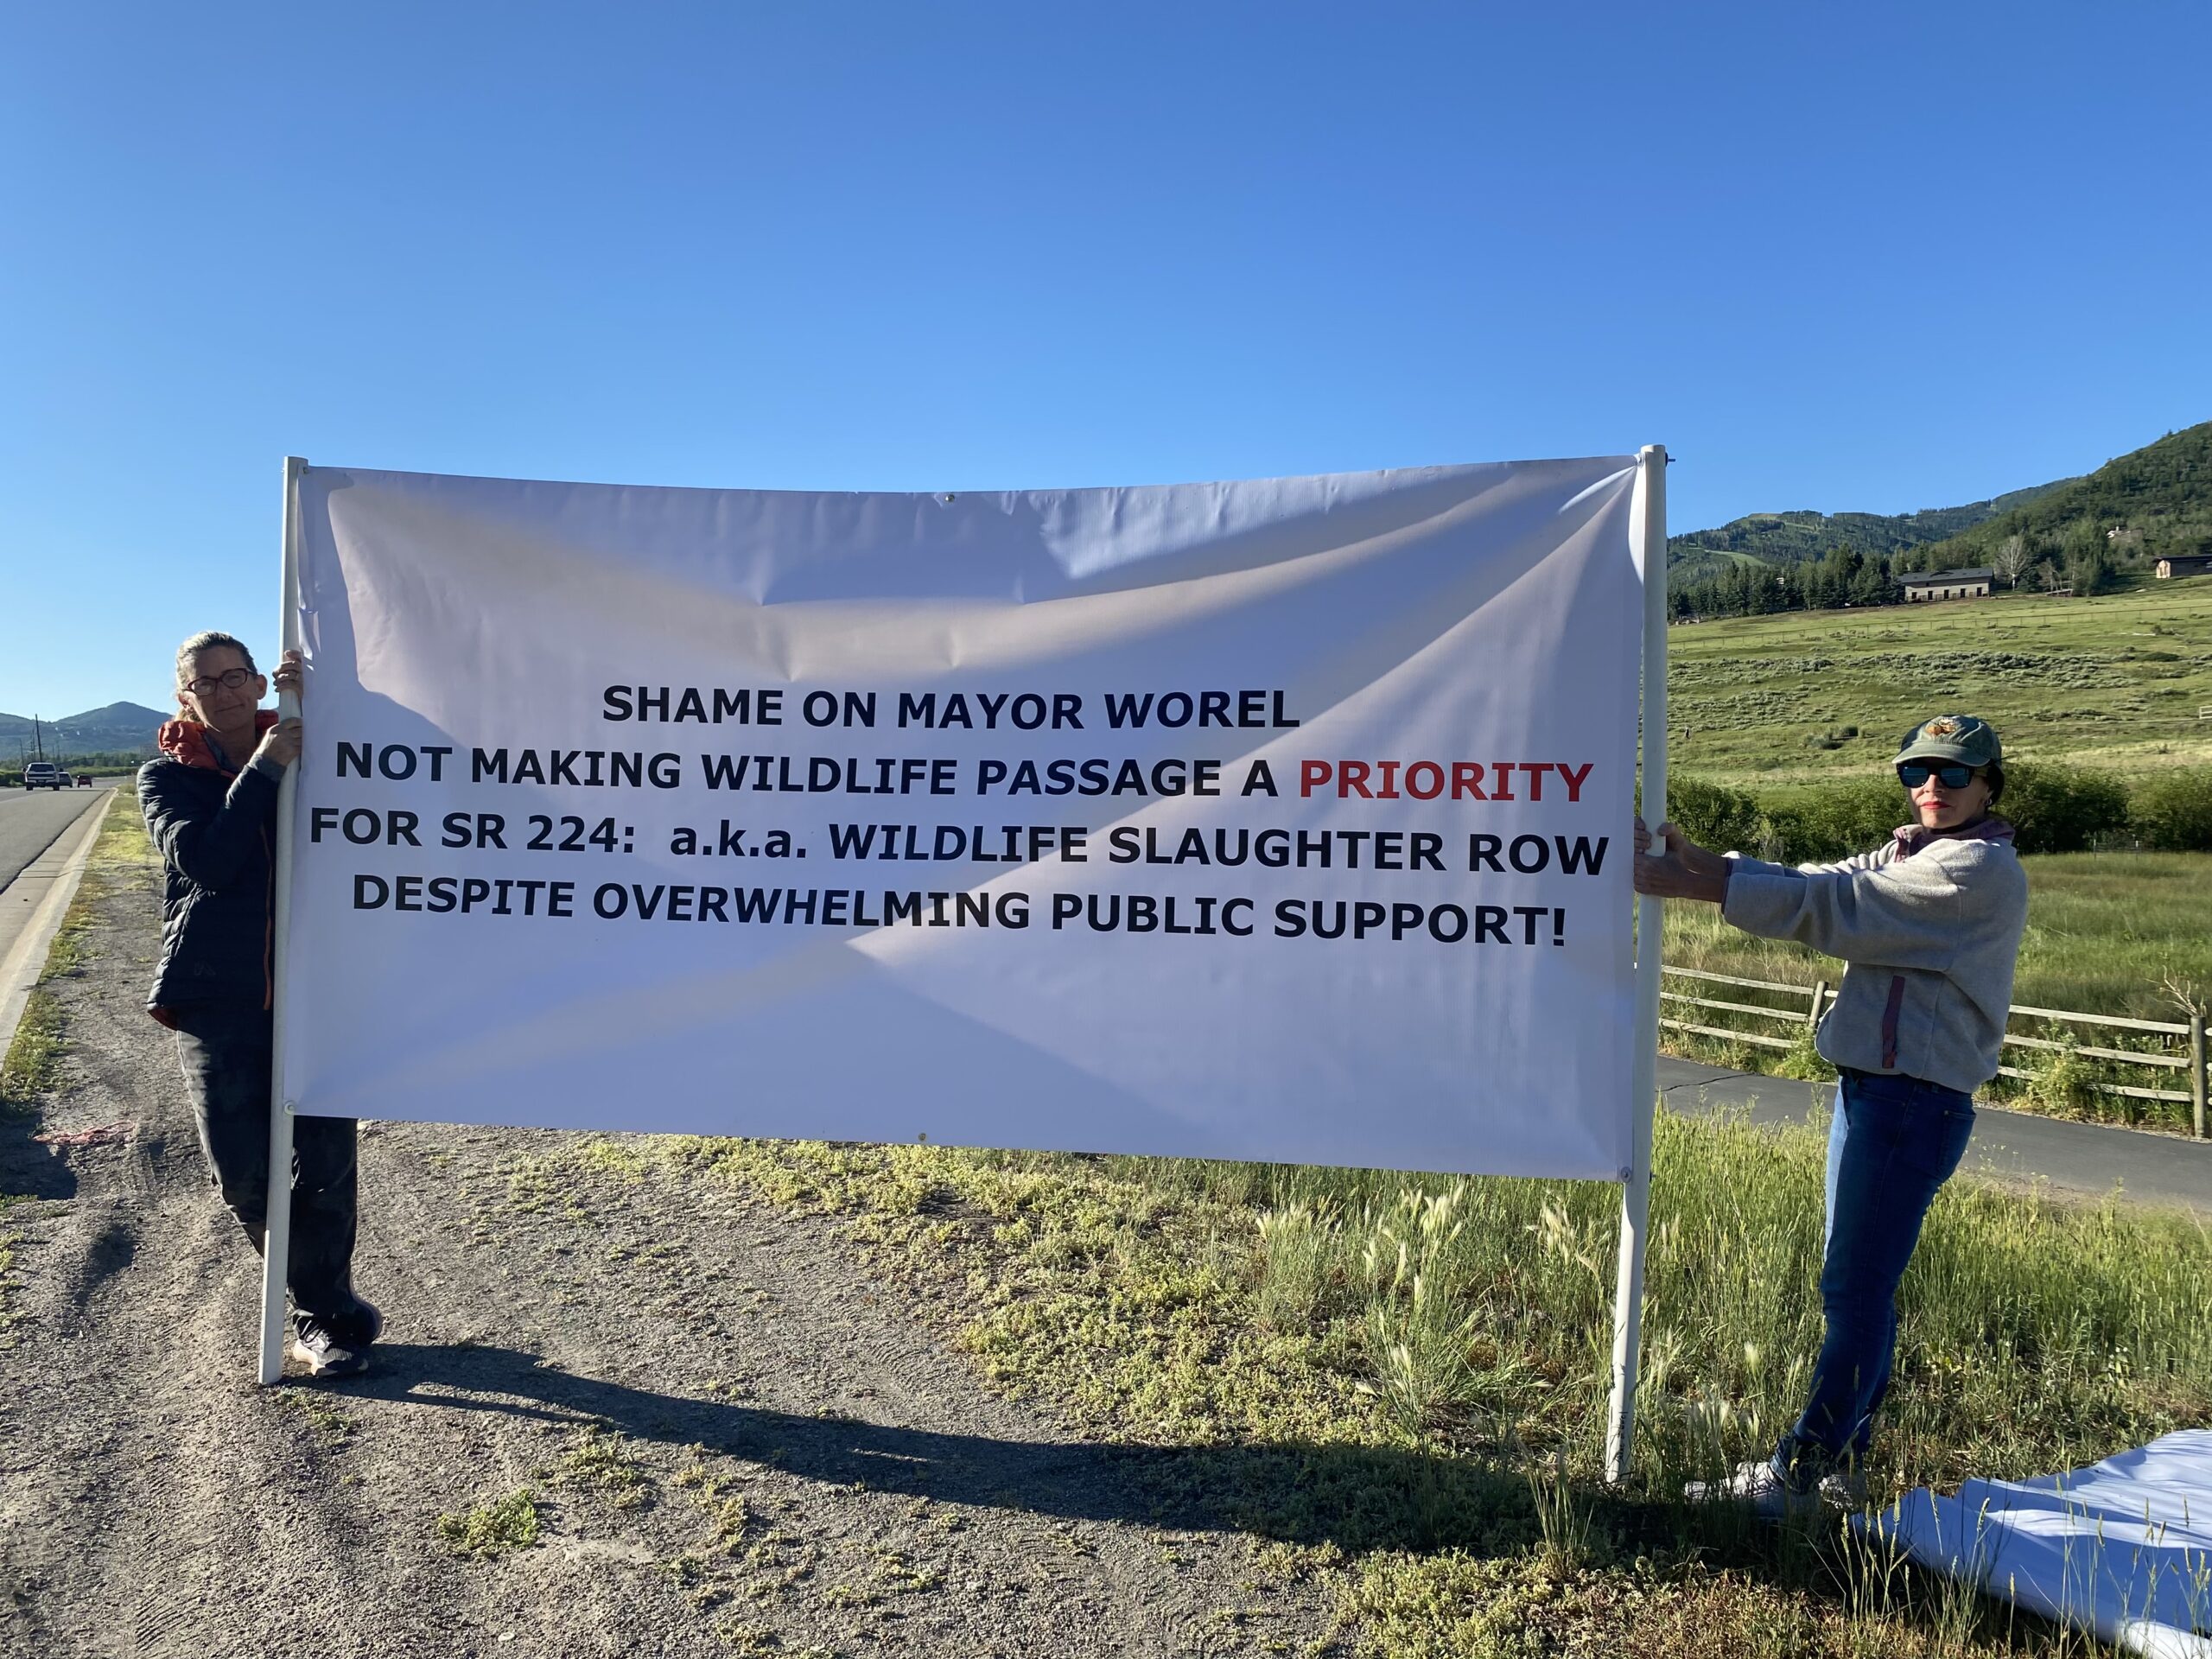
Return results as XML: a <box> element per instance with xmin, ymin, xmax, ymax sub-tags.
<box><xmin>283</xmin><ymin>457</ymin><xmax>1645</xmax><ymax>1178</ymax></box>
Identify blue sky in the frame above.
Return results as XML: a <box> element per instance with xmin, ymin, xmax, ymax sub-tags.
<box><xmin>4</xmin><ymin>2</ymin><xmax>2207</xmax><ymax>721</ymax></box>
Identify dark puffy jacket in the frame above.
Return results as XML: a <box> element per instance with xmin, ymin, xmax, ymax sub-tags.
<box><xmin>140</xmin><ymin>715</ymin><xmax>280</xmax><ymax>1015</ymax></box>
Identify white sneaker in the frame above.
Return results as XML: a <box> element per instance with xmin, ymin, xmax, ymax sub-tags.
<box><xmin>1684</xmin><ymin>1459</ymin><xmax>1826</xmax><ymax>1520</ymax></box>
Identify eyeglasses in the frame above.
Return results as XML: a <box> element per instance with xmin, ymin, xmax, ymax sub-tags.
<box><xmin>183</xmin><ymin>667</ymin><xmax>254</xmax><ymax>697</ymax></box>
<box><xmin>1897</xmin><ymin>761</ymin><xmax>1977</xmax><ymax>790</ymax></box>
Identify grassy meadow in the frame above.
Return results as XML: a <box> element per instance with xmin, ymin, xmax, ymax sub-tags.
<box><xmin>1666</xmin><ymin>580</ymin><xmax>2212</xmax><ymax>788</ymax></box>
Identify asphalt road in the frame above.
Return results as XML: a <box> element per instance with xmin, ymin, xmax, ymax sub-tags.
<box><xmin>0</xmin><ymin>779</ymin><xmax>115</xmax><ymax>893</ymax></box>
<box><xmin>1658</xmin><ymin>1054</ymin><xmax>2212</xmax><ymax>1215</ymax></box>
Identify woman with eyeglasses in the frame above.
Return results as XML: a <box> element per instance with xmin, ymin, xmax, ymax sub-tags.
<box><xmin>138</xmin><ymin>631</ymin><xmax>379</xmax><ymax>1378</ymax></box>
<box><xmin>1631</xmin><ymin>714</ymin><xmax>2027</xmax><ymax>1514</ymax></box>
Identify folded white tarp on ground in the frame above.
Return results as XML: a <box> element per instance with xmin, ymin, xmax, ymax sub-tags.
<box><xmin>1861</xmin><ymin>1431</ymin><xmax>2212</xmax><ymax>1657</ymax></box>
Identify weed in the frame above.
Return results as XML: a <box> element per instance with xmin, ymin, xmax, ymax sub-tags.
<box><xmin>1360</xmin><ymin>1281</ymin><xmax>1476</xmax><ymax>1441</ymax></box>
<box><xmin>1254</xmin><ymin>1202</ymin><xmax>1347</xmax><ymax>1329</ymax></box>
<box><xmin>499</xmin><ymin>1154</ymin><xmax>597</xmax><ymax>1224</ymax></box>
<box><xmin>1777</xmin><ymin>1020</ymin><xmax>1831</xmax><ymax>1082</ymax></box>
<box><xmin>714</xmin><ymin>1621</ymin><xmax>781</xmax><ymax>1654</ymax></box>
<box><xmin>278</xmin><ymin>1389</ymin><xmax>357</xmax><ymax>1446</ymax></box>
<box><xmin>435</xmin><ymin>1488</ymin><xmax>542</xmax><ymax>1557</ymax></box>
<box><xmin>705</xmin><ymin>1496</ymin><xmax>753</xmax><ymax>1554</ymax></box>
<box><xmin>2023</xmin><ymin>1024</ymin><xmax>2104</xmax><ymax>1117</ymax></box>
<box><xmin>870</xmin><ymin>1552</ymin><xmax>944</xmax><ymax>1594</ymax></box>
<box><xmin>555</xmin><ymin>1423</ymin><xmax>650</xmax><ymax>1507</ymax></box>
<box><xmin>577</xmin><ymin>1137</ymin><xmax>649</xmax><ymax>1180</ymax></box>
<box><xmin>1524</xmin><ymin>1446</ymin><xmax>1592</xmax><ymax>1574</ymax></box>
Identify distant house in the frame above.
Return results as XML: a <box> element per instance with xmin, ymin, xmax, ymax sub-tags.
<box><xmin>1900</xmin><ymin>567</ymin><xmax>1995</xmax><ymax>602</ymax></box>
<box><xmin>2154</xmin><ymin>553</ymin><xmax>2212</xmax><ymax>580</ymax></box>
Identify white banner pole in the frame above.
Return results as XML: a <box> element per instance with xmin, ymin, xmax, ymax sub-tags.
<box><xmin>257</xmin><ymin>455</ymin><xmax>306</xmax><ymax>1385</ymax></box>
<box><xmin>1605</xmin><ymin>442</ymin><xmax>1668</xmax><ymax>1483</ymax></box>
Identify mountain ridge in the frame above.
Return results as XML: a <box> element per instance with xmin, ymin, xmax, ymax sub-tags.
<box><xmin>1669</xmin><ymin>419</ymin><xmax>2211</xmax><ymax>589</ymax></box>
<box><xmin>1</xmin><ymin>701</ymin><xmax>171</xmax><ymax>758</ymax></box>
<box><xmin>1669</xmin><ymin>482</ymin><xmax>2071</xmax><ymax>575</ymax></box>
<box><xmin>1903</xmin><ymin>421</ymin><xmax>2212</xmax><ymax>573</ymax></box>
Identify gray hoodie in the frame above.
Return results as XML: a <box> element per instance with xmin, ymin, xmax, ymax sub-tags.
<box><xmin>1720</xmin><ymin>819</ymin><xmax>2027</xmax><ymax>1096</ymax></box>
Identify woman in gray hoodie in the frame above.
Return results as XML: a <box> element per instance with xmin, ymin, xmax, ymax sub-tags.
<box><xmin>1634</xmin><ymin>714</ymin><xmax>2029</xmax><ymax>1513</ymax></box>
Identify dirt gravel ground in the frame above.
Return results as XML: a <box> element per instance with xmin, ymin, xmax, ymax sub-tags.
<box><xmin>0</xmin><ymin>833</ymin><xmax>1339</xmax><ymax>1658</ymax></box>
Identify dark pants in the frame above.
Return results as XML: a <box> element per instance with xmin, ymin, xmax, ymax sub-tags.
<box><xmin>1776</xmin><ymin>1067</ymin><xmax>1976</xmax><ymax>1481</ymax></box>
<box><xmin>170</xmin><ymin>1007</ymin><xmax>365</xmax><ymax>1337</ymax></box>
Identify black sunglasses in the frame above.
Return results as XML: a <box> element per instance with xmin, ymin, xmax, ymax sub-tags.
<box><xmin>1897</xmin><ymin>761</ymin><xmax>1977</xmax><ymax>790</ymax></box>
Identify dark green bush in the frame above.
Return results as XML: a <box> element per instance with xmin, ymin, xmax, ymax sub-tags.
<box><xmin>1656</xmin><ymin>762</ymin><xmax>2191</xmax><ymax>864</ymax></box>
<box><xmin>1999</xmin><ymin>762</ymin><xmax>2131</xmax><ymax>854</ymax></box>
<box><xmin>2127</xmin><ymin>767</ymin><xmax>2212</xmax><ymax>851</ymax></box>
<box><xmin>1663</xmin><ymin>775</ymin><xmax>1764</xmax><ymax>854</ymax></box>
<box><xmin>1758</xmin><ymin>777</ymin><xmax>1909</xmax><ymax>862</ymax></box>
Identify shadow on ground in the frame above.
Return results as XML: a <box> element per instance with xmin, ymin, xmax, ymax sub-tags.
<box><xmin>0</xmin><ymin>1113</ymin><xmax>77</xmax><ymax>1202</ymax></box>
<box><xmin>340</xmin><ymin>1340</ymin><xmax>1573</xmax><ymax>1556</ymax></box>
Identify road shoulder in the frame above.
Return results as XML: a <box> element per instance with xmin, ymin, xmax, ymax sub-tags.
<box><xmin>0</xmin><ymin>791</ymin><xmax>114</xmax><ymax>1072</ymax></box>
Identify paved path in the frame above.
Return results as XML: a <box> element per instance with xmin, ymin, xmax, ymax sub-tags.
<box><xmin>0</xmin><ymin>785</ymin><xmax>117</xmax><ymax>1061</ymax></box>
<box><xmin>0</xmin><ymin>779</ymin><xmax>112</xmax><ymax>892</ymax></box>
<box><xmin>1658</xmin><ymin>1054</ymin><xmax>2212</xmax><ymax>1216</ymax></box>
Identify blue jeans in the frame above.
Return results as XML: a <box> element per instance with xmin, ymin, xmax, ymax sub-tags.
<box><xmin>1774</xmin><ymin>1068</ymin><xmax>1976</xmax><ymax>1483</ymax></box>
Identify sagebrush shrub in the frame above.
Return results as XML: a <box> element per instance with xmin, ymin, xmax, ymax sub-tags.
<box><xmin>1999</xmin><ymin>762</ymin><xmax>2131</xmax><ymax>853</ymax></box>
<box><xmin>2128</xmin><ymin>767</ymin><xmax>2212</xmax><ymax>852</ymax></box>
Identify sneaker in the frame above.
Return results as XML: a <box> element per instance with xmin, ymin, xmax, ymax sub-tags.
<box><xmin>289</xmin><ymin>1318</ymin><xmax>371</xmax><ymax>1379</ymax></box>
<box><xmin>336</xmin><ymin>1295</ymin><xmax>383</xmax><ymax>1349</ymax></box>
<box><xmin>1684</xmin><ymin>1458</ymin><xmax>1826</xmax><ymax>1520</ymax></box>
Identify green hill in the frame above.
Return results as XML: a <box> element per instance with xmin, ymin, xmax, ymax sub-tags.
<box><xmin>0</xmin><ymin>701</ymin><xmax>168</xmax><ymax>759</ymax></box>
<box><xmin>1668</xmin><ymin>419</ymin><xmax>2212</xmax><ymax>609</ymax></box>
<box><xmin>1902</xmin><ymin>420</ymin><xmax>2212</xmax><ymax>574</ymax></box>
<box><xmin>1668</xmin><ymin>482</ymin><xmax>2065</xmax><ymax>577</ymax></box>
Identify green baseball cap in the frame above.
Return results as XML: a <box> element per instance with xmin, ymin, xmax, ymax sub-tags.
<box><xmin>1897</xmin><ymin>713</ymin><xmax>2002</xmax><ymax>768</ymax></box>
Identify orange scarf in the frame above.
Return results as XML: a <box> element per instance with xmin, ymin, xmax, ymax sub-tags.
<box><xmin>156</xmin><ymin>712</ymin><xmax>278</xmax><ymax>779</ymax></box>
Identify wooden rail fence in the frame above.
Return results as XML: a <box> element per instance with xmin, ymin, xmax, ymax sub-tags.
<box><xmin>1661</xmin><ymin>965</ymin><xmax>2210</xmax><ymax>1140</ymax></box>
